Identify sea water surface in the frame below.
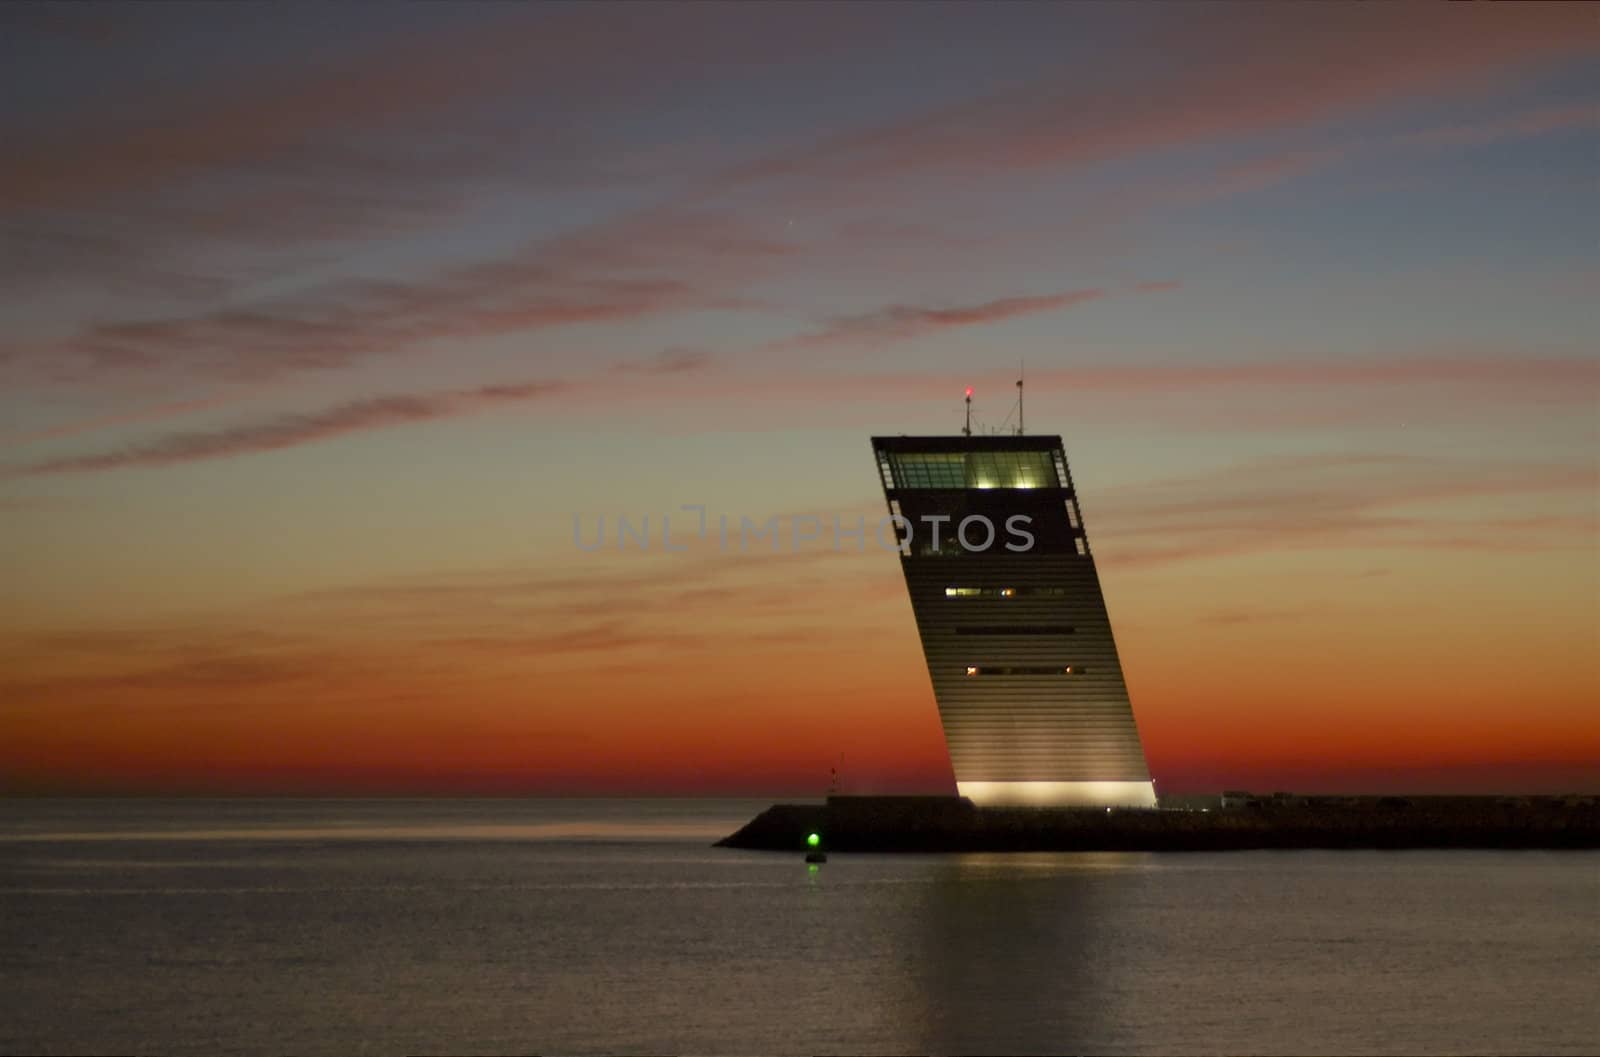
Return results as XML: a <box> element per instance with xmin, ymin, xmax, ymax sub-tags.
<box><xmin>1</xmin><ymin>798</ymin><xmax>1596</xmax><ymax>1056</ymax></box>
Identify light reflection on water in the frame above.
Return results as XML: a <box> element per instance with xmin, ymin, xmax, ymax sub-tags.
<box><xmin>1</xmin><ymin>799</ymin><xmax>1595</xmax><ymax>1056</ymax></box>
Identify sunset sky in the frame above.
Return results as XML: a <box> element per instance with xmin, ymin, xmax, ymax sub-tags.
<box><xmin>3</xmin><ymin>4</ymin><xmax>1596</xmax><ymax>796</ymax></box>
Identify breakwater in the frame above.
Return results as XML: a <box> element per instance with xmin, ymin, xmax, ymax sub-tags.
<box><xmin>717</xmin><ymin>795</ymin><xmax>1600</xmax><ymax>852</ymax></box>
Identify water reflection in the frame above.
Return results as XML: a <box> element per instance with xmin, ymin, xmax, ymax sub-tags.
<box><xmin>917</xmin><ymin>853</ymin><xmax>1146</xmax><ymax>1053</ymax></box>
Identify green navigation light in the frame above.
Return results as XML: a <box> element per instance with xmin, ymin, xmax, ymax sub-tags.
<box><xmin>806</xmin><ymin>832</ymin><xmax>821</xmax><ymax>848</ymax></box>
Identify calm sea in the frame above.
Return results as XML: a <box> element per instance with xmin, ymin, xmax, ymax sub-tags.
<box><xmin>1</xmin><ymin>798</ymin><xmax>1595</xmax><ymax>1056</ymax></box>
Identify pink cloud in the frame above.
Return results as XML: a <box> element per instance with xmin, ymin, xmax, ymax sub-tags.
<box><xmin>0</xmin><ymin>9</ymin><xmax>867</xmax><ymax>304</ymax></box>
<box><xmin>1</xmin><ymin>208</ymin><xmax>794</xmax><ymax>387</ymax></box>
<box><xmin>611</xmin><ymin>348</ymin><xmax>717</xmax><ymax>375</ymax></box>
<box><xmin>623</xmin><ymin>353</ymin><xmax>1597</xmax><ymax>410</ymax></box>
<box><xmin>13</xmin><ymin>379</ymin><xmax>566</xmax><ymax>476</ymax></box>
<box><xmin>2</xmin><ymin>390</ymin><xmax>268</xmax><ymax>448</ymax></box>
<box><xmin>1399</xmin><ymin>101</ymin><xmax>1599</xmax><ymax>150</ymax></box>
<box><xmin>0</xmin><ymin>8</ymin><xmax>859</xmax><ymax>214</ymax></box>
<box><xmin>1019</xmin><ymin>356</ymin><xmax>1600</xmax><ymax>393</ymax></box>
<box><xmin>718</xmin><ymin>7</ymin><xmax>1595</xmax><ymax>193</ymax></box>
<box><xmin>776</xmin><ymin>288</ymin><xmax>1107</xmax><ymax>351</ymax></box>
<box><xmin>1091</xmin><ymin>453</ymin><xmax>1597</xmax><ymax>569</ymax></box>
<box><xmin>1167</xmin><ymin>100</ymin><xmax>1598</xmax><ymax>207</ymax></box>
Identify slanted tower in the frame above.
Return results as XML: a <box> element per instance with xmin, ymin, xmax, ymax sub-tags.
<box><xmin>871</xmin><ymin>431</ymin><xmax>1156</xmax><ymax>807</ymax></box>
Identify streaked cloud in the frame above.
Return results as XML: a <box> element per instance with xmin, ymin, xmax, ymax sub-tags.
<box><xmin>1093</xmin><ymin>452</ymin><xmax>1598</xmax><ymax>569</ymax></box>
<box><xmin>776</xmin><ymin>288</ymin><xmax>1109</xmax><ymax>351</ymax></box>
<box><xmin>620</xmin><ymin>353</ymin><xmax>1598</xmax><ymax>422</ymax></box>
<box><xmin>719</xmin><ymin>6</ymin><xmax>1595</xmax><ymax>192</ymax></box>
<box><xmin>1170</xmin><ymin>100</ymin><xmax>1599</xmax><ymax>207</ymax></box>
<box><xmin>1</xmin><ymin>208</ymin><xmax>792</xmax><ymax>388</ymax></box>
<box><xmin>612</xmin><ymin>347</ymin><xmax>717</xmax><ymax>375</ymax></box>
<box><xmin>12</xmin><ymin>379</ymin><xmax>566</xmax><ymax>475</ymax></box>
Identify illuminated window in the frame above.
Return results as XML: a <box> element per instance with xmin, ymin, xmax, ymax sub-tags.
<box><xmin>944</xmin><ymin>586</ymin><xmax>1066</xmax><ymax>598</ymax></box>
<box><xmin>962</xmin><ymin>450</ymin><xmax>1059</xmax><ymax>490</ymax></box>
<box><xmin>963</xmin><ymin>665</ymin><xmax>1082</xmax><ymax>676</ymax></box>
<box><xmin>888</xmin><ymin>452</ymin><xmax>965</xmax><ymax>489</ymax></box>
<box><xmin>965</xmin><ymin>666</ymin><xmax>979</xmax><ymax>676</ymax></box>
<box><xmin>887</xmin><ymin>450</ymin><xmax>1061</xmax><ymax>490</ymax></box>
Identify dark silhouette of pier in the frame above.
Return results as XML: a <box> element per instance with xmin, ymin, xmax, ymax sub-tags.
<box><xmin>718</xmin><ymin>795</ymin><xmax>1600</xmax><ymax>852</ymax></box>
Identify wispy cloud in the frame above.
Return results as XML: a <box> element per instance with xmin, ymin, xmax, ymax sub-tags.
<box><xmin>0</xmin><ymin>7</ymin><xmax>883</xmax><ymax>305</ymax></box>
<box><xmin>1093</xmin><ymin>452</ymin><xmax>1598</xmax><ymax>569</ymax></box>
<box><xmin>718</xmin><ymin>7</ymin><xmax>1595</xmax><ymax>194</ymax></box>
<box><xmin>1170</xmin><ymin>100</ymin><xmax>1599</xmax><ymax>207</ymax></box>
<box><xmin>0</xmin><ymin>545</ymin><xmax>895</xmax><ymax>721</ymax></box>
<box><xmin>1398</xmin><ymin>100</ymin><xmax>1599</xmax><ymax>150</ymax></box>
<box><xmin>776</xmin><ymin>288</ymin><xmax>1108</xmax><ymax>352</ymax></box>
<box><xmin>2</xmin><ymin>390</ymin><xmax>266</xmax><ymax>448</ymax></box>
<box><xmin>12</xmin><ymin>379</ymin><xmax>566</xmax><ymax>475</ymax></box>
<box><xmin>623</xmin><ymin>353</ymin><xmax>1598</xmax><ymax>421</ymax></box>
<box><xmin>0</xmin><ymin>7</ymin><xmax>861</xmax><ymax>214</ymax></box>
<box><xmin>611</xmin><ymin>347</ymin><xmax>717</xmax><ymax>375</ymax></box>
<box><xmin>6</xmin><ymin>7</ymin><xmax>1589</xmax><ymax>413</ymax></box>
<box><xmin>1021</xmin><ymin>355</ymin><xmax>1600</xmax><ymax>394</ymax></box>
<box><xmin>1</xmin><ymin>207</ymin><xmax>796</xmax><ymax>389</ymax></box>
<box><xmin>1198</xmin><ymin>607</ymin><xmax>1317</xmax><ymax>627</ymax></box>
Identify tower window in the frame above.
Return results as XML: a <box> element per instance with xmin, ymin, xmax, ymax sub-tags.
<box><xmin>944</xmin><ymin>586</ymin><xmax>1066</xmax><ymax>598</ymax></box>
<box><xmin>886</xmin><ymin>450</ymin><xmax>1060</xmax><ymax>490</ymax></box>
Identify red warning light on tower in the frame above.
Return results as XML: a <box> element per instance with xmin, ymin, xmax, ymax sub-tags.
<box><xmin>965</xmin><ymin>386</ymin><xmax>973</xmax><ymax>398</ymax></box>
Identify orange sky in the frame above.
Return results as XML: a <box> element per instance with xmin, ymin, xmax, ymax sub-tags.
<box><xmin>2</xmin><ymin>5</ymin><xmax>1596</xmax><ymax>795</ymax></box>
<box><xmin>6</xmin><ymin>506</ymin><xmax>1597</xmax><ymax>795</ymax></box>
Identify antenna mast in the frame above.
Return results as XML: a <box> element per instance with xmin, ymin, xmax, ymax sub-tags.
<box><xmin>963</xmin><ymin>386</ymin><xmax>973</xmax><ymax>436</ymax></box>
<box><xmin>1016</xmin><ymin>363</ymin><xmax>1025</xmax><ymax>435</ymax></box>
